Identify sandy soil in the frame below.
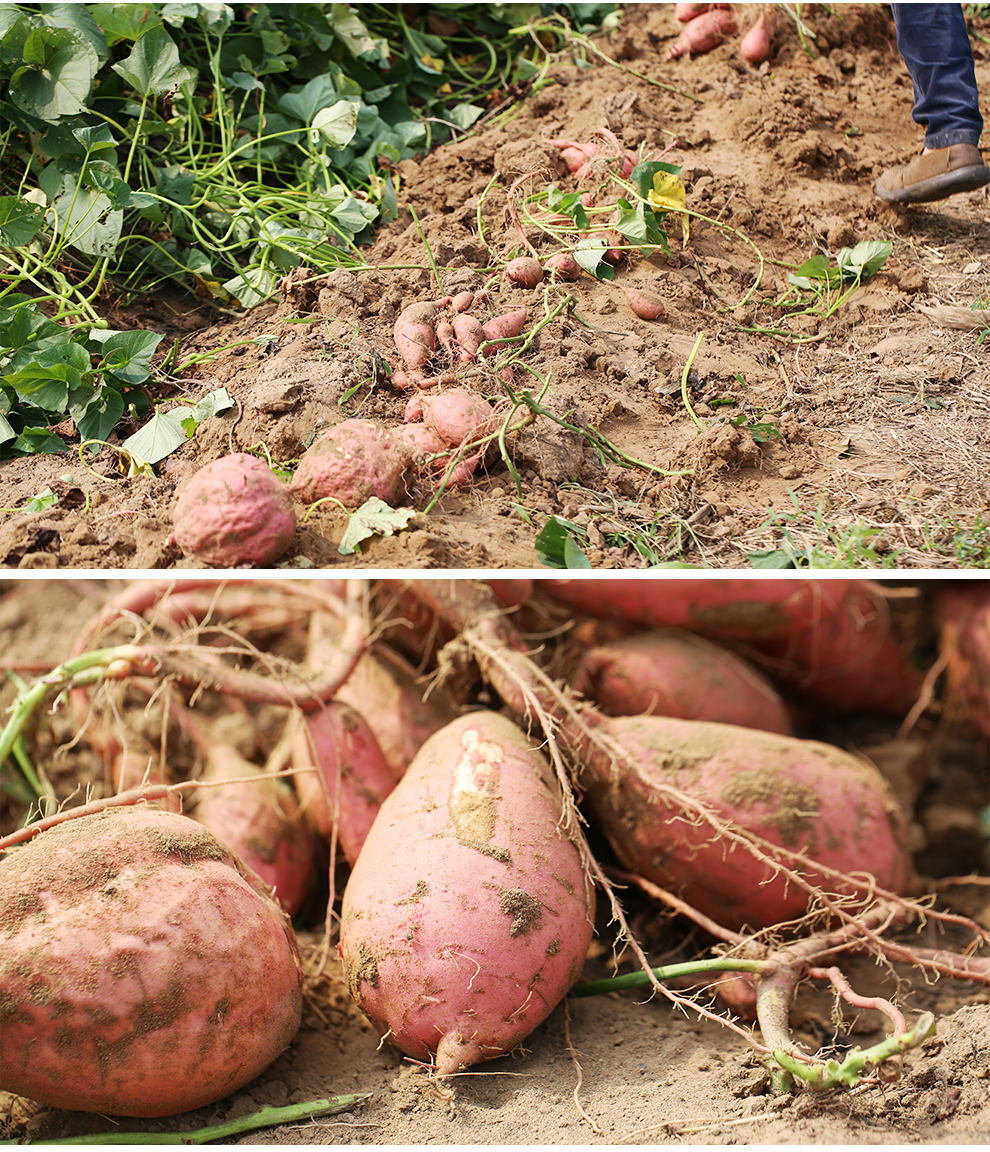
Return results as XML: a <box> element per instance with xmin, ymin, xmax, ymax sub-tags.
<box><xmin>1</xmin><ymin>4</ymin><xmax>988</xmax><ymax>570</ymax></box>
<box><xmin>1</xmin><ymin>575</ymin><xmax>988</xmax><ymax>1145</ymax></box>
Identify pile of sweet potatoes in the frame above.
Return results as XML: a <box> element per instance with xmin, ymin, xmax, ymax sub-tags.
<box><xmin>2</xmin><ymin>575</ymin><xmax>985</xmax><ymax>1121</ymax></box>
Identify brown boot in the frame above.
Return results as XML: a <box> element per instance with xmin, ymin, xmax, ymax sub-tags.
<box><xmin>875</xmin><ymin>143</ymin><xmax>990</xmax><ymax>203</ymax></box>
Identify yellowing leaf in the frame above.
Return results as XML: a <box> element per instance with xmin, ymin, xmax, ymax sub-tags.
<box><xmin>648</xmin><ymin>171</ymin><xmax>690</xmax><ymax>246</ymax></box>
<box><xmin>420</xmin><ymin>52</ymin><xmax>444</xmax><ymax>72</ymax></box>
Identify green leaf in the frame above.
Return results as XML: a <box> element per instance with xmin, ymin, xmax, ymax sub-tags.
<box><xmin>787</xmin><ymin>253</ymin><xmax>837</xmax><ymax>289</ymax></box>
<box><xmin>39</xmin><ymin>4</ymin><xmax>110</xmax><ymax>63</ymax></box>
<box><xmin>93</xmin><ymin>328</ymin><xmax>164</xmax><ymax>385</ymax></box>
<box><xmin>73</xmin><ymin>385</ymin><xmax>125</xmax><ymax>444</ymax></box>
<box><xmin>5</xmin><ymin>342</ymin><xmax>89</xmax><ymax>411</ymax></box>
<box><xmin>328</xmin><ymin>4</ymin><xmax>389</xmax><ymax>62</ymax></box>
<box><xmin>535</xmin><ymin>516</ymin><xmax>592</xmax><ymax>568</ymax></box>
<box><xmin>11</xmin><ymin>427</ymin><xmax>69</xmax><ymax>456</ymax></box>
<box><xmin>0</xmin><ymin>196</ymin><xmax>45</xmax><ymax>247</ymax></box>
<box><xmin>0</xmin><ymin>410</ymin><xmax>16</xmax><ymax>446</ymax></box>
<box><xmin>119</xmin><ymin>387</ymin><xmax>232</xmax><ymax>464</ymax></box>
<box><xmin>45</xmin><ymin>179</ymin><xmax>122</xmax><ymax>256</ymax></box>
<box><xmin>278</xmin><ymin>75</ymin><xmax>338</xmax><ymax>124</ymax></box>
<box><xmin>119</xmin><ymin>405</ymin><xmax>194</xmax><ymax>463</ymax></box>
<box><xmin>311</xmin><ymin>100</ymin><xmax>359</xmax><ymax>149</ymax></box>
<box><xmin>223</xmin><ymin>267</ymin><xmax>276</xmax><ymax>309</ymax></box>
<box><xmin>572</xmin><ymin>238</ymin><xmax>614</xmax><ymax>281</ymax></box>
<box><xmin>9</xmin><ymin>26</ymin><xmax>98</xmax><ymax>119</ymax></box>
<box><xmin>448</xmin><ymin>102</ymin><xmax>485</xmax><ymax>131</ymax></box>
<box><xmin>836</xmin><ymin>239</ymin><xmax>892</xmax><ymax>281</ymax></box>
<box><xmin>746</xmin><ymin>549</ymin><xmax>798</xmax><ymax>569</ymax></box>
<box><xmin>87</xmin><ymin>3</ymin><xmax>163</xmax><ymax>45</ymax></box>
<box><xmin>111</xmin><ymin>24</ymin><xmax>196</xmax><ymax>96</ymax></box>
<box><xmin>338</xmin><ymin>497</ymin><xmax>416</xmax><ymax>555</ymax></box>
<box><xmin>629</xmin><ymin>159</ymin><xmax>681</xmax><ymax>201</ymax></box>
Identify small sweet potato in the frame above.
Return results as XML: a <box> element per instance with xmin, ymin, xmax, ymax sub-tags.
<box><xmin>481</xmin><ymin>305</ymin><xmax>528</xmax><ymax>354</ymax></box>
<box><xmin>616</xmin><ymin>281</ymin><xmax>666</xmax><ymax>319</ymax></box>
<box><xmin>544</xmin><ymin>251</ymin><xmax>582</xmax><ymax>281</ymax></box>
<box><xmin>934</xmin><ymin>583</ymin><xmax>990</xmax><ymax>738</ymax></box>
<box><xmin>740</xmin><ymin>5</ymin><xmax>775</xmax><ymax>65</ymax></box>
<box><xmin>0</xmin><ymin>806</ymin><xmax>303</xmax><ymax>1117</ymax></box>
<box><xmin>338</xmin><ymin>711</ymin><xmax>595</xmax><ymax>1076</ymax></box>
<box><xmin>393</xmin><ymin>300</ymin><xmax>441</xmax><ymax>373</ymax></box>
<box><xmin>410</xmin><ymin>388</ymin><xmax>497</xmax><ymax>448</ymax></box>
<box><xmin>668</xmin><ymin>8</ymin><xmax>737</xmax><ymax>58</ymax></box>
<box><xmin>505</xmin><ymin>256</ymin><xmax>545</xmax><ymax>288</ymax></box>
<box><xmin>289</xmin><ymin>419</ymin><xmax>412</xmax><ymax>509</ymax></box>
<box><xmin>452</xmin><ymin>312</ymin><xmax>486</xmax><ymax>361</ymax></box>
<box><xmin>575</xmin><ymin>629</ymin><xmax>793</xmax><ymax>735</ymax></box>
<box><xmin>292</xmin><ymin>700</ymin><xmax>396</xmax><ymax>865</ymax></box>
<box><xmin>169</xmin><ymin>453</ymin><xmax>297</xmax><ymax>569</ymax></box>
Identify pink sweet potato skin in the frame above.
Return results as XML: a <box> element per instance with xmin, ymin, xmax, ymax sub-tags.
<box><xmin>576</xmin><ymin>629</ymin><xmax>793</xmax><ymax>735</ymax></box>
<box><xmin>338</xmin><ymin>711</ymin><xmax>595</xmax><ymax>1076</ymax></box>
<box><xmin>935</xmin><ymin>583</ymin><xmax>990</xmax><ymax>738</ymax></box>
<box><xmin>577</xmin><ymin>714</ymin><xmax>911</xmax><ymax>932</ymax></box>
<box><xmin>171</xmin><ymin>453</ymin><xmax>296</xmax><ymax>568</ymax></box>
<box><xmin>292</xmin><ymin>700</ymin><xmax>397</xmax><ymax>864</ymax></box>
<box><xmin>546</xmin><ymin>578</ymin><xmax>860</xmax><ymax>642</ymax></box>
<box><xmin>289</xmin><ymin>419</ymin><xmax>412</xmax><ymax>509</ymax></box>
<box><xmin>753</xmin><ymin>582</ymin><xmax>923</xmax><ymax>718</ymax></box>
<box><xmin>0</xmin><ymin>807</ymin><xmax>303</xmax><ymax>1117</ymax></box>
<box><xmin>335</xmin><ymin>648</ymin><xmax>458</xmax><ymax>781</ymax></box>
<box><xmin>192</xmin><ymin>741</ymin><xmax>315</xmax><ymax>917</ymax></box>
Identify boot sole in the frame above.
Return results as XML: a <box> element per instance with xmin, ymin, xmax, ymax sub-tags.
<box><xmin>876</xmin><ymin>164</ymin><xmax>990</xmax><ymax>204</ymax></box>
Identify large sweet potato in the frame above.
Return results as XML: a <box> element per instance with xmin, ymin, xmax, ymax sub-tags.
<box><xmin>0</xmin><ymin>806</ymin><xmax>304</xmax><ymax>1117</ymax></box>
<box><xmin>338</xmin><ymin>711</ymin><xmax>595</xmax><ymax>1077</ymax></box>
<box><xmin>576</xmin><ymin>713</ymin><xmax>912</xmax><ymax>932</ymax></box>
<box><xmin>575</xmin><ymin>628</ymin><xmax>793</xmax><ymax>735</ymax></box>
<box><xmin>546</xmin><ymin>578</ymin><xmax>860</xmax><ymax>641</ymax></box>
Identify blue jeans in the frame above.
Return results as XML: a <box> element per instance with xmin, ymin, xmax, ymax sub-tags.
<box><xmin>891</xmin><ymin>3</ymin><xmax>984</xmax><ymax>149</ymax></box>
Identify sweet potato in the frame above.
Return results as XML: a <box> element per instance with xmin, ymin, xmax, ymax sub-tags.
<box><xmin>169</xmin><ymin>453</ymin><xmax>297</xmax><ymax>568</ymax></box>
<box><xmin>575</xmin><ymin>712</ymin><xmax>911</xmax><ymax>931</ymax></box>
<box><xmin>338</xmin><ymin>711</ymin><xmax>595</xmax><ymax>1076</ymax></box>
<box><xmin>544</xmin><ymin>251</ymin><xmax>582</xmax><ymax>281</ymax></box>
<box><xmin>934</xmin><ymin>583</ymin><xmax>990</xmax><ymax>738</ymax></box>
<box><xmin>179</xmin><ymin>707</ymin><xmax>315</xmax><ymax>917</ymax></box>
<box><xmin>0</xmin><ymin>806</ymin><xmax>303</xmax><ymax>1117</ymax></box>
<box><xmin>740</xmin><ymin>5</ymin><xmax>775</xmax><ymax>65</ymax></box>
<box><xmin>481</xmin><ymin>305</ymin><xmax>528</xmax><ymax>354</ymax></box>
<box><xmin>289</xmin><ymin>419</ymin><xmax>412</xmax><ymax>509</ymax></box>
<box><xmin>452</xmin><ymin>312</ymin><xmax>486</xmax><ymax>361</ymax></box>
<box><xmin>335</xmin><ymin>647</ymin><xmax>459</xmax><ymax>781</ymax></box>
<box><xmin>668</xmin><ymin>8</ymin><xmax>737</xmax><ymax>58</ymax></box>
<box><xmin>753</xmin><ymin>582</ymin><xmax>923</xmax><ymax>718</ymax></box>
<box><xmin>505</xmin><ymin>256</ymin><xmax>545</xmax><ymax>288</ymax></box>
<box><xmin>575</xmin><ymin>629</ymin><xmax>793</xmax><ymax>735</ymax></box>
<box><xmin>409</xmin><ymin>388</ymin><xmax>497</xmax><ymax>448</ymax></box>
<box><xmin>545</xmin><ymin>578</ymin><xmax>860</xmax><ymax>642</ymax></box>
<box><xmin>292</xmin><ymin>700</ymin><xmax>396</xmax><ymax>864</ymax></box>
<box><xmin>616</xmin><ymin>281</ymin><xmax>666</xmax><ymax>319</ymax></box>
<box><xmin>393</xmin><ymin>300</ymin><xmax>443</xmax><ymax>374</ymax></box>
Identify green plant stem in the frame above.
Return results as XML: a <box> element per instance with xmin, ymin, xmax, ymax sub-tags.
<box><xmin>680</xmin><ymin>332</ymin><xmax>705</xmax><ymax>429</ymax></box>
<box><xmin>0</xmin><ymin>1094</ymin><xmax>372</xmax><ymax>1146</ymax></box>
<box><xmin>572</xmin><ymin>957</ymin><xmax>769</xmax><ymax>998</ymax></box>
<box><xmin>409</xmin><ymin>203</ymin><xmax>444</xmax><ymax>295</ymax></box>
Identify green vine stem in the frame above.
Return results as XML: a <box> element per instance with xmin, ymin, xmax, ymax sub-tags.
<box><xmin>0</xmin><ymin>1093</ymin><xmax>371</xmax><ymax>1146</ymax></box>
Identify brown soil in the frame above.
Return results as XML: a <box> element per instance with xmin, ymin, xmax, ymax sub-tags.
<box><xmin>2</xmin><ymin>4</ymin><xmax>989</xmax><ymax>571</ymax></box>
<box><xmin>1</xmin><ymin>575</ymin><xmax>988</xmax><ymax>1145</ymax></box>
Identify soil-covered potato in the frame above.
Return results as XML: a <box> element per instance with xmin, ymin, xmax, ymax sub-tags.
<box><xmin>0</xmin><ymin>806</ymin><xmax>304</xmax><ymax>1117</ymax></box>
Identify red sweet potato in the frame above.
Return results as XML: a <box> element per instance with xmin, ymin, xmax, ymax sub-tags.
<box><xmin>169</xmin><ymin>453</ymin><xmax>297</xmax><ymax>568</ymax></box>
<box><xmin>934</xmin><ymin>582</ymin><xmax>990</xmax><ymax>738</ymax></box>
<box><xmin>544</xmin><ymin>251</ymin><xmax>582</xmax><ymax>281</ymax></box>
<box><xmin>575</xmin><ymin>629</ymin><xmax>793</xmax><ymax>735</ymax></box>
<box><xmin>338</xmin><ymin>711</ymin><xmax>595</xmax><ymax>1076</ymax></box>
<box><xmin>616</xmin><ymin>281</ymin><xmax>667</xmax><ymax>319</ymax></box>
<box><xmin>409</xmin><ymin>388</ymin><xmax>498</xmax><ymax>448</ymax></box>
<box><xmin>668</xmin><ymin>8</ymin><xmax>737</xmax><ymax>58</ymax></box>
<box><xmin>180</xmin><ymin>708</ymin><xmax>315</xmax><ymax>917</ymax></box>
<box><xmin>675</xmin><ymin>2</ymin><xmax>730</xmax><ymax>20</ymax></box>
<box><xmin>393</xmin><ymin>300</ymin><xmax>443</xmax><ymax>373</ymax></box>
<box><xmin>451</xmin><ymin>312</ymin><xmax>486</xmax><ymax>361</ymax></box>
<box><xmin>753</xmin><ymin>582</ymin><xmax>923</xmax><ymax>718</ymax></box>
<box><xmin>335</xmin><ymin>646</ymin><xmax>458</xmax><ymax>781</ymax></box>
<box><xmin>740</xmin><ymin>5</ymin><xmax>775</xmax><ymax>65</ymax></box>
<box><xmin>0</xmin><ymin>806</ymin><xmax>303</xmax><ymax>1117</ymax></box>
<box><xmin>481</xmin><ymin>305</ymin><xmax>528</xmax><ymax>354</ymax></box>
<box><xmin>575</xmin><ymin>712</ymin><xmax>912</xmax><ymax>931</ymax></box>
<box><xmin>291</xmin><ymin>700</ymin><xmax>396</xmax><ymax>865</ymax></box>
<box><xmin>289</xmin><ymin>419</ymin><xmax>412</xmax><ymax>509</ymax></box>
<box><xmin>505</xmin><ymin>256</ymin><xmax>545</xmax><ymax>288</ymax></box>
<box><xmin>545</xmin><ymin>578</ymin><xmax>860</xmax><ymax>642</ymax></box>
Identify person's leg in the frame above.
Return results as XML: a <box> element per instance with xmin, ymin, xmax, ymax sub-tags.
<box><xmin>891</xmin><ymin>2</ymin><xmax>984</xmax><ymax>148</ymax></box>
<box><xmin>876</xmin><ymin>3</ymin><xmax>988</xmax><ymax>203</ymax></box>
